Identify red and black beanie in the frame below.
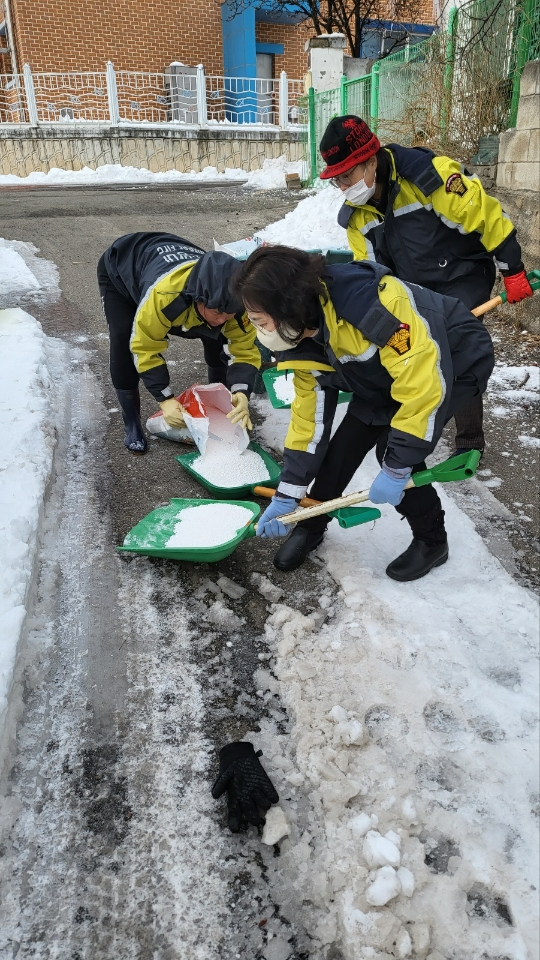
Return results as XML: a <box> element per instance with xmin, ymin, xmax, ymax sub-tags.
<box><xmin>319</xmin><ymin>115</ymin><xmax>380</xmax><ymax>179</ymax></box>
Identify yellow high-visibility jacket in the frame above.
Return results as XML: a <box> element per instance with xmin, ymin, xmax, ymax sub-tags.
<box><xmin>339</xmin><ymin>145</ymin><xmax>522</xmax><ymax>295</ymax></box>
<box><xmin>273</xmin><ymin>261</ymin><xmax>494</xmax><ymax>500</ymax></box>
<box><xmin>102</xmin><ymin>232</ymin><xmax>260</xmax><ymax>400</ymax></box>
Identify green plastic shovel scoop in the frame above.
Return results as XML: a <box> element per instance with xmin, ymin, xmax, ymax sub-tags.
<box><xmin>276</xmin><ymin>450</ymin><xmax>482</xmax><ymax>527</ymax></box>
<box><xmin>118</xmin><ymin>498</ymin><xmax>260</xmax><ymax>562</ymax></box>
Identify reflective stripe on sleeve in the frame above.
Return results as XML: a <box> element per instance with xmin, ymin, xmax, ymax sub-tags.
<box><xmin>277</xmin><ymin>481</ymin><xmax>307</xmax><ymax>499</ymax></box>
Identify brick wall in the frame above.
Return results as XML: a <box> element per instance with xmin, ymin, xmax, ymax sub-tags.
<box><xmin>256</xmin><ymin>21</ymin><xmax>312</xmax><ymax>80</ymax></box>
<box><xmin>7</xmin><ymin>0</ymin><xmax>225</xmax><ymax>75</ymax></box>
<box><xmin>3</xmin><ymin>0</ymin><xmax>435</xmax><ymax>81</ymax></box>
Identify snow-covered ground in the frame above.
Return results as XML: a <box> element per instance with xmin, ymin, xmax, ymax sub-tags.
<box><xmin>251</xmin><ymin>396</ymin><xmax>539</xmax><ymax>960</ymax></box>
<box><xmin>0</xmin><ymin>237</ymin><xmax>60</xmax><ymax>309</ymax></box>
<box><xmin>0</xmin><ymin>155</ymin><xmax>305</xmax><ymax>191</ymax></box>
<box><xmin>0</xmin><ymin>241</ymin><xmax>62</xmax><ymax>748</ymax></box>
<box><xmin>0</xmin><ymin>309</ymin><xmax>60</xmax><ymax>742</ymax></box>
<box><xmin>0</xmin><ymin>191</ymin><xmax>538</xmax><ymax>959</ymax></box>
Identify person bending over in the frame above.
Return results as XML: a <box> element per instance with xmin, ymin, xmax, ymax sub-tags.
<box><xmin>98</xmin><ymin>232</ymin><xmax>260</xmax><ymax>452</ymax></box>
<box><xmin>318</xmin><ymin>115</ymin><xmax>532</xmax><ymax>456</ymax></box>
<box><xmin>232</xmin><ymin>246</ymin><xmax>494</xmax><ymax>582</ymax></box>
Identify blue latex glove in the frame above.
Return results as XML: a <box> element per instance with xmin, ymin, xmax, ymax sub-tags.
<box><xmin>369</xmin><ymin>464</ymin><xmax>412</xmax><ymax>506</ymax></box>
<box><xmin>256</xmin><ymin>495</ymin><xmax>298</xmax><ymax>538</ymax></box>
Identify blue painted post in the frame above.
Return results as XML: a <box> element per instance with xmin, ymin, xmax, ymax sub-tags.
<box><xmin>221</xmin><ymin>1</ymin><xmax>257</xmax><ymax>123</ymax></box>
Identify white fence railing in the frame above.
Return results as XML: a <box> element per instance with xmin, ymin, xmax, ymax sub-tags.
<box><xmin>0</xmin><ymin>62</ymin><xmax>306</xmax><ymax>129</ymax></box>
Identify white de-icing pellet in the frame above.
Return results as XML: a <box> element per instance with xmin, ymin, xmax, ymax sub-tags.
<box><xmin>192</xmin><ymin>441</ymin><xmax>271</xmax><ymax>487</ymax></box>
<box><xmin>273</xmin><ymin>374</ymin><xmax>295</xmax><ymax>404</ymax></box>
<box><xmin>165</xmin><ymin>503</ymin><xmax>254</xmax><ymax>548</ymax></box>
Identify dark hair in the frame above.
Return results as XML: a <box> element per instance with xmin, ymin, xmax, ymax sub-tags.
<box><xmin>230</xmin><ymin>245</ymin><xmax>328</xmax><ymax>343</ymax></box>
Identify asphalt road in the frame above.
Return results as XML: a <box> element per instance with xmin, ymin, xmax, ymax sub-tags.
<box><xmin>0</xmin><ymin>184</ymin><xmax>538</xmax><ymax>960</ymax></box>
<box><xmin>0</xmin><ymin>185</ymin><xmax>332</xmax><ymax>960</ymax></box>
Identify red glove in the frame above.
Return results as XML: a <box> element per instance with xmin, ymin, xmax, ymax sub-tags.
<box><xmin>504</xmin><ymin>269</ymin><xmax>533</xmax><ymax>304</ymax></box>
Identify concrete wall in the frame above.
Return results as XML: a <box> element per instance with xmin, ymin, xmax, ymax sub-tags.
<box><xmin>497</xmin><ymin>61</ymin><xmax>540</xmax><ymax>193</ymax></box>
<box><xmin>493</xmin><ymin>187</ymin><xmax>540</xmax><ymax>334</ymax></box>
<box><xmin>0</xmin><ymin>126</ymin><xmax>305</xmax><ymax>178</ymax></box>
<box><xmin>495</xmin><ymin>61</ymin><xmax>540</xmax><ymax>334</ymax></box>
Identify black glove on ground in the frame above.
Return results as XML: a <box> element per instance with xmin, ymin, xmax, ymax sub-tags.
<box><xmin>211</xmin><ymin>741</ymin><xmax>279</xmax><ymax>833</ymax></box>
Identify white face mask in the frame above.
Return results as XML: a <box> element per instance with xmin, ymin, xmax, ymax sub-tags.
<box><xmin>343</xmin><ymin>176</ymin><xmax>376</xmax><ymax>206</ymax></box>
<box><xmin>255</xmin><ymin>324</ymin><xmax>298</xmax><ymax>354</ymax></box>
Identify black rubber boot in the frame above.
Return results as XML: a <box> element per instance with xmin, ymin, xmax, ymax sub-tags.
<box><xmin>273</xmin><ymin>527</ymin><xmax>325</xmax><ymax>572</ymax></box>
<box><xmin>386</xmin><ymin>539</ymin><xmax>449</xmax><ymax>582</ymax></box>
<box><xmin>115</xmin><ymin>388</ymin><xmax>147</xmax><ymax>454</ymax></box>
<box><xmin>386</xmin><ymin>505</ymin><xmax>448</xmax><ymax>582</ymax></box>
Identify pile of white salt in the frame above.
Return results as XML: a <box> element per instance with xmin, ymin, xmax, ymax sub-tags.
<box><xmin>191</xmin><ymin>403</ymin><xmax>271</xmax><ymax>487</ymax></box>
<box><xmin>165</xmin><ymin>503</ymin><xmax>254</xmax><ymax>549</ymax></box>
<box><xmin>192</xmin><ymin>443</ymin><xmax>271</xmax><ymax>487</ymax></box>
<box><xmin>272</xmin><ymin>373</ymin><xmax>295</xmax><ymax>405</ymax></box>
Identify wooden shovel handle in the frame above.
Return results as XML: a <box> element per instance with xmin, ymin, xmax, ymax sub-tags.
<box><xmin>472</xmin><ymin>294</ymin><xmax>503</xmax><ymax>317</ymax></box>
<box><xmin>253</xmin><ymin>485</ymin><xmax>321</xmax><ymax>508</ymax></box>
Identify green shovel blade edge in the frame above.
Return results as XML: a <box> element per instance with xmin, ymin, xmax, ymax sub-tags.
<box><xmin>329</xmin><ymin>505</ymin><xmax>381</xmax><ymax>528</ymax></box>
<box><xmin>412</xmin><ymin>450</ymin><xmax>481</xmax><ymax>488</ymax></box>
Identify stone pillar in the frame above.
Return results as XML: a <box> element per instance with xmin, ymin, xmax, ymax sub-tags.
<box><xmin>497</xmin><ymin>60</ymin><xmax>540</xmax><ymax>192</ymax></box>
<box><xmin>494</xmin><ymin>60</ymin><xmax>540</xmax><ymax>333</ymax></box>
<box><xmin>306</xmin><ymin>34</ymin><xmax>346</xmax><ymax>93</ymax></box>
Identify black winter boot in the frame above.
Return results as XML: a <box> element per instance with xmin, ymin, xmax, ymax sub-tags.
<box><xmin>386</xmin><ymin>505</ymin><xmax>448</xmax><ymax>582</ymax></box>
<box><xmin>273</xmin><ymin>527</ymin><xmax>325</xmax><ymax>572</ymax></box>
<box><xmin>115</xmin><ymin>389</ymin><xmax>147</xmax><ymax>454</ymax></box>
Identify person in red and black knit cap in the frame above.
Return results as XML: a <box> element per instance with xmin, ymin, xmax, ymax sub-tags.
<box><xmin>319</xmin><ymin>115</ymin><xmax>533</xmax><ymax>456</ymax></box>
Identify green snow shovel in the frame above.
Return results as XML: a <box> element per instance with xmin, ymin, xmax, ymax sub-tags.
<box><xmin>176</xmin><ymin>441</ymin><xmax>282</xmax><ymax>499</ymax></box>
<box><xmin>262</xmin><ymin>366</ymin><xmax>353</xmax><ymax>411</ymax></box>
<box><xmin>472</xmin><ymin>269</ymin><xmax>540</xmax><ymax>317</ymax></box>
<box><xmin>117</xmin><ymin>498</ymin><xmax>260</xmax><ymax>562</ymax></box>
<box><xmin>275</xmin><ymin>450</ymin><xmax>482</xmax><ymax>528</ymax></box>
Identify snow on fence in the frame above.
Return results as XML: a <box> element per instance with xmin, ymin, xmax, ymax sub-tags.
<box><xmin>0</xmin><ymin>62</ymin><xmax>306</xmax><ymax>130</ymax></box>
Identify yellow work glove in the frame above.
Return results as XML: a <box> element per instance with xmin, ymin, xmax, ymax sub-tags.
<box><xmin>226</xmin><ymin>392</ymin><xmax>252</xmax><ymax>431</ymax></box>
<box><xmin>159</xmin><ymin>397</ymin><xmax>186</xmax><ymax>429</ymax></box>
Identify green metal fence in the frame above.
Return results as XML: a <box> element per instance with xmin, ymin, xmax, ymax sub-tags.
<box><xmin>307</xmin><ymin>0</ymin><xmax>540</xmax><ymax>182</ymax></box>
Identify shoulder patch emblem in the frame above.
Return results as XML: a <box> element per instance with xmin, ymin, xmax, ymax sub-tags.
<box><xmin>446</xmin><ymin>173</ymin><xmax>467</xmax><ymax>196</ymax></box>
<box><xmin>386</xmin><ymin>323</ymin><xmax>411</xmax><ymax>355</ymax></box>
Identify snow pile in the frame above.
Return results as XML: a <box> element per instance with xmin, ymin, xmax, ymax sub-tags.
<box><xmin>0</xmin><ymin>238</ymin><xmax>60</xmax><ymax>309</ymax></box>
<box><xmin>0</xmin><ymin>156</ymin><xmax>305</xmax><ymax>191</ymax></box>
<box><xmin>165</xmin><ymin>502</ymin><xmax>253</xmax><ymax>548</ymax></box>
<box><xmin>487</xmin><ymin>364</ymin><xmax>540</xmax><ymax>408</ymax></box>
<box><xmin>250</xmin><ymin>405</ymin><xmax>539</xmax><ymax>959</ymax></box>
<box><xmin>244</xmin><ymin>156</ymin><xmax>306</xmax><ymax>190</ymax></box>
<box><xmin>0</xmin><ymin>309</ymin><xmax>57</xmax><ymax>737</ymax></box>
<box><xmin>0</xmin><ymin>246</ymin><xmax>40</xmax><ymax>297</ymax></box>
<box><xmin>191</xmin><ymin>445</ymin><xmax>270</xmax><ymax>487</ymax></box>
<box><xmin>255</xmin><ymin>186</ymin><xmax>349</xmax><ymax>250</ymax></box>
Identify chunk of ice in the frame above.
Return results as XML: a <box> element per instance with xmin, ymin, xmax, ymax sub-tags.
<box><xmin>261</xmin><ymin>806</ymin><xmax>290</xmax><ymax>845</ymax></box>
<box><xmin>365</xmin><ymin>865</ymin><xmax>401</xmax><ymax>906</ymax></box>
<box><xmin>363</xmin><ymin>830</ymin><xmax>401</xmax><ymax>868</ymax></box>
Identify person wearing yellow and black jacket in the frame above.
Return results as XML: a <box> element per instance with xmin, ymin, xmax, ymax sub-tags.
<box><xmin>231</xmin><ymin>246</ymin><xmax>494</xmax><ymax>580</ymax></box>
<box><xmin>97</xmin><ymin>232</ymin><xmax>260</xmax><ymax>453</ymax></box>
<box><xmin>318</xmin><ymin>115</ymin><xmax>533</xmax><ymax>456</ymax></box>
